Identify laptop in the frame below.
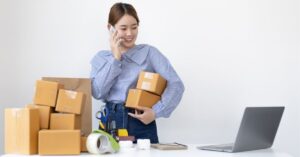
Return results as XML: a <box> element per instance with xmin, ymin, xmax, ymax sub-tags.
<box><xmin>197</xmin><ymin>106</ymin><xmax>285</xmax><ymax>152</ymax></box>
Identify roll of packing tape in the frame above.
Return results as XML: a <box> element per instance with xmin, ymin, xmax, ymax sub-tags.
<box><xmin>86</xmin><ymin>133</ymin><xmax>114</xmax><ymax>154</ymax></box>
<box><xmin>137</xmin><ymin>139</ymin><xmax>150</xmax><ymax>150</ymax></box>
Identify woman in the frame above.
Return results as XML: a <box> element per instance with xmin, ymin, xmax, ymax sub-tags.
<box><xmin>90</xmin><ymin>2</ymin><xmax>184</xmax><ymax>143</ymax></box>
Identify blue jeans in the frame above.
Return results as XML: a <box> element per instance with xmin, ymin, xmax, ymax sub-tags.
<box><xmin>105</xmin><ymin>102</ymin><xmax>159</xmax><ymax>143</ymax></box>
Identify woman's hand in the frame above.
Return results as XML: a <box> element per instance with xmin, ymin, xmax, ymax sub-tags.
<box><xmin>128</xmin><ymin>106</ymin><xmax>156</xmax><ymax>125</ymax></box>
<box><xmin>109</xmin><ymin>29</ymin><xmax>123</xmax><ymax>60</ymax></box>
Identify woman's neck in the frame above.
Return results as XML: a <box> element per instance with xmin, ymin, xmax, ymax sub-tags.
<box><xmin>120</xmin><ymin>47</ymin><xmax>129</xmax><ymax>54</ymax></box>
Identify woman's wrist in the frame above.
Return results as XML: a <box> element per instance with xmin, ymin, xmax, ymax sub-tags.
<box><xmin>111</xmin><ymin>48</ymin><xmax>121</xmax><ymax>60</ymax></box>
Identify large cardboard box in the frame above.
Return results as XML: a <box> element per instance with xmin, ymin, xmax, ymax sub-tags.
<box><xmin>5</xmin><ymin>108</ymin><xmax>40</xmax><ymax>154</ymax></box>
<box><xmin>55</xmin><ymin>89</ymin><xmax>85</xmax><ymax>115</ymax></box>
<box><xmin>42</xmin><ymin>77</ymin><xmax>92</xmax><ymax>136</ymax></box>
<box><xmin>81</xmin><ymin>136</ymin><xmax>88</xmax><ymax>152</ymax></box>
<box><xmin>26</xmin><ymin>104</ymin><xmax>53</xmax><ymax>129</ymax></box>
<box><xmin>39</xmin><ymin>130</ymin><xmax>80</xmax><ymax>155</ymax></box>
<box><xmin>50</xmin><ymin>113</ymin><xmax>81</xmax><ymax>130</ymax></box>
<box><xmin>125</xmin><ymin>89</ymin><xmax>161</xmax><ymax>108</ymax></box>
<box><xmin>33</xmin><ymin>80</ymin><xmax>63</xmax><ymax>107</ymax></box>
<box><xmin>136</xmin><ymin>71</ymin><xmax>167</xmax><ymax>96</ymax></box>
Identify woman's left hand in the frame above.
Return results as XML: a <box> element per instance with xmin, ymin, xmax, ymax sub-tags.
<box><xmin>128</xmin><ymin>106</ymin><xmax>156</xmax><ymax>125</ymax></box>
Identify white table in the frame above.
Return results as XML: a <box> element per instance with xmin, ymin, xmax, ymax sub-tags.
<box><xmin>2</xmin><ymin>144</ymin><xmax>294</xmax><ymax>157</ymax></box>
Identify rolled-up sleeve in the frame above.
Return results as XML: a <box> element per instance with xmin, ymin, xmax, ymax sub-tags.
<box><xmin>90</xmin><ymin>51</ymin><xmax>122</xmax><ymax>100</ymax></box>
<box><xmin>149</xmin><ymin>47</ymin><xmax>185</xmax><ymax>118</ymax></box>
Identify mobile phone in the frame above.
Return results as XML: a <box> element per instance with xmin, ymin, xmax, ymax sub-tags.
<box><xmin>109</xmin><ymin>26</ymin><xmax>123</xmax><ymax>46</ymax></box>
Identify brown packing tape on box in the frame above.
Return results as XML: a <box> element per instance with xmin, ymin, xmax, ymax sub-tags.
<box><xmin>5</xmin><ymin>108</ymin><xmax>40</xmax><ymax>154</ymax></box>
<box><xmin>38</xmin><ymin>130</ymin><xmax>80</xmax><ymax>155</ymax></box>
<box><xmin>125</xmin><ymin>89</ymin><xmax>161</xmax><ymax>108</ymax></box>
<box><xmin>50</xmin><ymin>113</ymin><xmax>81</xmax><ymax>130</ymax></box>
<box><xmin>42</xmin><ymin>77</ymin><xmax>92</xmax><ymax>136</ymax></box>
<box><xmin>26</xmin><ymin>104</ymin><xmax>54</xmax><ymax>129</ymax></box>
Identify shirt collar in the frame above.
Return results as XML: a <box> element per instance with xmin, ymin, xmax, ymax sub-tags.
<box><xmin>123</xmin><ymin>44</ymin><xmax>149</xmax><ymax>65</ymax></box>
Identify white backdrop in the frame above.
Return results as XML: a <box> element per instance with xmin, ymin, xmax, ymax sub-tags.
<box><xmin>0</xmin><ymin>0</ymin><xmax>299</xmax><ymax>156</ymax></box>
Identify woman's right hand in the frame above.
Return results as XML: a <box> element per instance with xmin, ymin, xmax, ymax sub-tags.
<box><xmin>109</xmin><ymin>29</ymin><xmax>123</xmax><ymax>60</ymax></box>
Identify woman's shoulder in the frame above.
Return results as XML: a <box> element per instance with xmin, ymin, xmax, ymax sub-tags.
<box><xmin>95</xmin><ymin>50</ymin><xmax>112</xmax><ymax>58</ymax></box>
<box><xmin>94</xmin><ymin>50</ymin><xmax>114</xmax><ymax>60</ymax></box>
<box><xmin>137</xmin><ymin>44</ymin><xmax>161</xmax><ymax>54</ymax></box>
<box><xmin>139</xmin><ymin>44</ymin><xmax>165</xmax><ymax>58</ymax></box>
<box><xmin>90</xmin><ymin>50</ymin><xmax>112</xmax><ymax>65</ymax></box>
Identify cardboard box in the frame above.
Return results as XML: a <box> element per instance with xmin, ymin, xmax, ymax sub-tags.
<box><xmin>38</xmin><ymin>130</ymin><xmax>80</xmax><ymax>155</ymax></box>
<box><xmin>42</xmin><ymin>77</ymin><xmax>92</xmax><ymax>136</ymax></box>
<box><xmin>50</xmin><ymin>113</ymin><xmax>81</xmax><ymax>130</ymax></box>
<box><xmin>5</xmin><ymin>108</ymin><xmax>40</xmax><ymax>154</ymax></box>
<box><xmin>34</xmin><ymin>80</ymin><xmax>63</xmax><ymax>107</ymax></box>
<box><xmin>81</xmin><ymin>136</ymin><xmax>88</xmax><ymax>152</ymax></box>
<box><xmin>136</xmin><ymin>71</ymin><xmax>167</xmax><ymax>96</ymax></box>
<box><xmin>55</xmin><ymin>89</ymin><xmax>85</xmax><ymax>114</ymax></box>
<box><xmin>26</xmin><ymin>104</ymin><xmax>53</xmax><ymax>129</ymax></box>
<box><xmin>125</xmin><ymin>89</ymin><xmax>161</xmax><ymax>108</ymax></box>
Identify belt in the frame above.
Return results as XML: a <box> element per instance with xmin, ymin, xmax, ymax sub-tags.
<box><xmin>105</xmin><ymin>101</ymin><xmax>136</xmax><ymax>113</ymax></box>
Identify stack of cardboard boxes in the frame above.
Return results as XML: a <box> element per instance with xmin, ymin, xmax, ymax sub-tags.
<box><xmin>126</xmin><ymin>71</ymin><xmax>167</xmax><ymax>108</ymax></box>
<box><xmin>4</xmin><ymin>72</ymin><xmax>164</xmax><ymax>155</ymax></box>
<box><xmin>5</xmin><ymin>80</ymin><xmax>89</xmax><ymax>155</ymax></box>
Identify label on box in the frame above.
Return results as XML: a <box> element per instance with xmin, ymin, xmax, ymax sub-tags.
<box><xmin>141</xmin><ymin>82</ymin><xmax>151</xmax><ymax>90</ymax></box>
<box><xmin>66</xmin><ymin>90</ymin><xmax>77</xmax><ymax>99</ymax></box>
<box><xmin>144</xmin><ymin>73</ymin><xmax>154</xmax><ymax>79</ymax></box>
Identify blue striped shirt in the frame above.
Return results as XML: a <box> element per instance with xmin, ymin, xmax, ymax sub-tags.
<box><xmin>90</xmin><ymin>44</ymin><xmax>184</xmax><ymax>118</ymax></box>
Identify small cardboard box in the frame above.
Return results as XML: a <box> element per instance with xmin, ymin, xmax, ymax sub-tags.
<box><xmin>34</xmin><ymin>80</ymin><xmax>63</xmax><ymax>107</ymax></box>
<box><xmin>125</xmin><ymin>89</ymin><xmax>161</xmax><ymax>108</ymax></box>
<box><xmin>50</xmin><ymin>113</ymin><xmax>81</xmax><ymax>130</ymax></box>
<box><xmin>5</xmin><ymin>108</ymin><xmax>40</xmax><ymax>154</ymax></box>
<box><xmin>55</xmin><ymin>89</ymin><xmax>85</xmax><ymax>114</ymax></box>
<box><xmin>26</xmin><ymin>104</ymin><xmax>53</xmax><ymax>129</ymax></box>
<box><xmin>81</xmin><ymin>136</ymin><xmax>88</xmax><ymax>152</ymax></box>
<box><xmin>38</xmin><ymin>130</ymin><xmax>80</xmax><ymax>155</ymax></box>
<box><xmin>136</xmin><ymin>71</ymin><xmax>167</xmax><ymax>96</ymax></box>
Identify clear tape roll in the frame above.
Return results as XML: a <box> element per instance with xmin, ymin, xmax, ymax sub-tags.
<box><xmin>86</xmin><ymin>133</ymin><xmax>114</xmax><ymax>154</ymax></box>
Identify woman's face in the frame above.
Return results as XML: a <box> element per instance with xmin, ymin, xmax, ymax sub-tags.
<box><xmin>114</xmin><ymin>14</ymin><xmax>138</xmax><ymax>49</ymax></box>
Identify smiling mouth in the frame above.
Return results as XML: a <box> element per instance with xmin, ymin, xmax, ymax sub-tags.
<box><xmin>124</xmin><ymin>38</ymin><xmax>134</xmax><ymax>42</ymax></box>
